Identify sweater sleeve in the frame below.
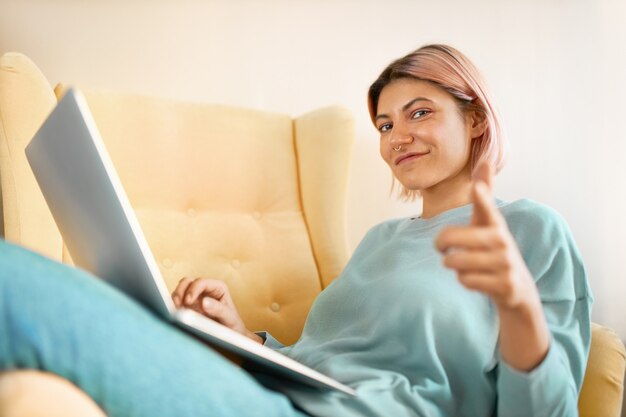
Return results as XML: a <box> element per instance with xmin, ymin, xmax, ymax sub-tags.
<box><xmin>496</xmin><ymin>202</ymin><xmax>593</xmax><ymax>417</ymax></box>
<box><xmin>255</xmin><ymin>331</ymin><xmax>285</xmax><ymax>350</ymax></box>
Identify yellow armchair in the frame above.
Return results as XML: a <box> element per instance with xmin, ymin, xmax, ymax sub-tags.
<box><xmin>0</xmin><ymin>52</ymin><xmax>624</xmax><ymax>417</ymax></box>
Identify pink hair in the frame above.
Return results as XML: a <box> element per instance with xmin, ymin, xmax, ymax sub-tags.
<box><xmin>368</xmin><ymin>44</ymin><xmax>507</xmax><ymax>200</ymax></box>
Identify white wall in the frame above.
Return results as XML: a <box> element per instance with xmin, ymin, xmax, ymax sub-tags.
<box><xmin>1</xmin><ymin>0</ymin><xmax>625</xmax><ymax>339</ymax></box>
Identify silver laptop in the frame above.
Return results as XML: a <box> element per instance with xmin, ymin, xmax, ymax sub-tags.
<box><xmin>25</xmin><ymin>88</ymin><xmax>356</xmax><ymax>397</ymax></box>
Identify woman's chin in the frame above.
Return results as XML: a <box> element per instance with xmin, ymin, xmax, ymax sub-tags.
<box><xmin>397</xmin><ymin>180</ymin><xmax>431</xmax><ymax>193</ymax></box>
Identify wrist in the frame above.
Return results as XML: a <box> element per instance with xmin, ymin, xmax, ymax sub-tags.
<box><xmin>497</xmin><ymin>295</ymin><xmax>550</xmax><ymax>372</ymax></box>
<box><xmin>496</xmin><ymin>289</ymin><xmax>541</xmax><ymax>318</ymax></box>
<box><xmin>495</xmin><ymin>264</ymin><xmax>542</xmax><ymax>313</ymax></box>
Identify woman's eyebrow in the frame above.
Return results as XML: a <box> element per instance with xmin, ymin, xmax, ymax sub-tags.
<box><xmin>375</xmin><ymin>97</ymin><xmax>434</xmax><ymax>122</ymax></box>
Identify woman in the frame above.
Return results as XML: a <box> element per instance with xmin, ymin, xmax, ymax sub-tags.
<box><xmin>0</xmin><ymin>44</ymin><xmax>591</xmax><ymax>417</ymax></box>
<box><xmin>172</xmin><ymin>44</ymin><xmax>592</xmax><ymax>416</ymax></box>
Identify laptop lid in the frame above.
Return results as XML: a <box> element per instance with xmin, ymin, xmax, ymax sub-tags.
<box><xmin>25</xmin><ymin>88</ymin><xmax>175</xmax><ymax>318</ymax></box>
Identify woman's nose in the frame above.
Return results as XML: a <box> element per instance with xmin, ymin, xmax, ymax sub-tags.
<box><xmin>388</xmin><ymin>123</ymin><xmax>414</xmax><ymax>148</ymax></box>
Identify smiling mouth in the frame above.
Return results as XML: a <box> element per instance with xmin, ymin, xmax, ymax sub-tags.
<box><xmin>395</xmin><ymin>152</ymin><xmax>429</xmax><ymax>165</ymax></box>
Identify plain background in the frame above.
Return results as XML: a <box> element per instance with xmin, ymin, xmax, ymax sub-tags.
<box><xmin>1</xmin><ymin>0</ymin><xmax>624</xmax><ymax>373</ymax></box>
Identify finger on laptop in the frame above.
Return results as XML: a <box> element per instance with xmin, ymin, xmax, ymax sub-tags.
<box><xmin>172</xmin><ymin>277</ymin><xmax>193</xmax><ymax>308</ymax></box>
<box><xmin>184</xmin><ymin>278</ymin><xmax>229</xmax><ymax>307</ymax></box>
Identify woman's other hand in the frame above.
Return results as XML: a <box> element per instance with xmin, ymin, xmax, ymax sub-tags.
<box><xmin>171</xmin><ymin>278</ymin><xmax>263</xmax><ymax>344</ymax></box>
<box><xmin>435</xmin><ymin>161</ymin><xmax>538</xmax><ymax>310</ymax></box>
<box><xmin>434</xmin><ymin>160</ymin><xmax>550</xmax><ymax>371</ymax></box>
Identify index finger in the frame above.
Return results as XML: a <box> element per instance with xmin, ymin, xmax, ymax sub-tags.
<box><xmin>470</xmin><ymin>180</ymin><xmax>505</xmax><ymax>227</ymax></box>
<box><xmin>472</xmin><ymin>160</ymin><xmax>493</xmax><ymax>191</ymax></box>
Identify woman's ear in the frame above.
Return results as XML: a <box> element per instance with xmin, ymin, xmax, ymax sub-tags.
<box><xmin>469</xmin><ymin>110</ymin><xmax>488</xmax><ymax>139</ymax></box>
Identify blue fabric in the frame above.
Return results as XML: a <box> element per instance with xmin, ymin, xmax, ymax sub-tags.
<box><xmin>268</xmin><ymin>199</ymin><xmax>592</xmax><ymax>417</ymax></box>
<box><xmin>0</xmin><ymin>239</ymin><xmax>306</xmax><ymax>417</ymax></box>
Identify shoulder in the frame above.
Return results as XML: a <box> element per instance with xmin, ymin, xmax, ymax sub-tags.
<box><xmin>498</xmin><ymin>198</ymin><xmax>577</xmax><ymax>252</ymax></box>
<box><xmin>350</xmin><ymin>216</ymin><xmax>414</xmax><ymax>255</ymax></box>
<box><xmin>341</xmin><ymin>218</ymin><xmax>408</xmax><ymax>266</ymax></box>
<box><xmin>498</xmin><ymin>197</ymin><xmax>572</xmax><ymax>252</ymax></box>
<box><xmin>360</xmin><ymin>217</ymin><xmax>408</xmax><ymax>242</ymax></box>
<box><xmin>499</xmin><ymin>198</ymin><xmax>568</xmax><ymax>233</ymax></box>
<box><xmin>499</xmin><ymin>199</ymin><xmax>590</xmax><ymax>298</ymax></box>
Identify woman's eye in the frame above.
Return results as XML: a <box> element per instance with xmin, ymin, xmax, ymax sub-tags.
<box><xmin>411</xmin><ymin>110</ymin><xmax>429</xmax><ymax>119</ymax></box>
<box><xmin>378</xmin><ymin>123</ymin><xmax>392</xmax><ymax>133</ymax></box>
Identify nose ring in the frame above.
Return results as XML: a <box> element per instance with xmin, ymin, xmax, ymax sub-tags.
<box><xmin>393</xmin><ymin>145</ymin><xmax>402</xmax><ymax>152</ymax></box>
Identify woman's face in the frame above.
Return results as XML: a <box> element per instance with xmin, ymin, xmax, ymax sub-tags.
<box><xmin>376</xmin><ymin>78</ymin><xmax>479</xmax><ymax>194</ymax></box>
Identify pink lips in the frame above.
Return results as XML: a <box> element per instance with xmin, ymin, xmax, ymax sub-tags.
<box><xmin>395</xmin><ymin>152</ymin><xmax>429</xmax><ymax>166</ymax></box>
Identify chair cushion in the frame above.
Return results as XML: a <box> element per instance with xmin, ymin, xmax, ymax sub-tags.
<box><xmin>578</xmin><ymin>323</ymin><xmax>626</xmax><ymax>417</ymax></box>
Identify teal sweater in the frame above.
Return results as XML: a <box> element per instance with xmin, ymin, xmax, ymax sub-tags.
<box><xmin>264</xmin><ymin>199</ymin><xmax>592</xmax><ymax>417</ymax></box>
